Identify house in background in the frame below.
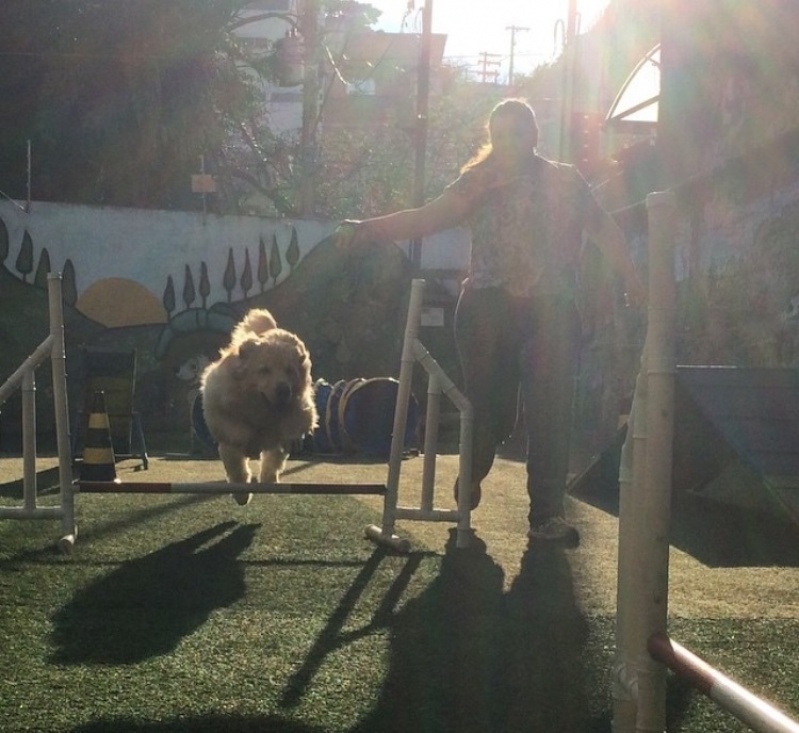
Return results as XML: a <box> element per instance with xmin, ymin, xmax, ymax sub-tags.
<box><xmin>233</xmin><ymin>0</ymin><xmax>305</xmax><ymax>135</ymax></box>
<box><xmin>233</xmin><ymin>1</ymin><xmax>449</xmax><ymax>139</ymax></box>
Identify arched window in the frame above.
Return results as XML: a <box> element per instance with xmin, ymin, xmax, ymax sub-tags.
<box><xmin>606</xmin><ymin>44</ymin><xmax>660</xmax><ymax>132</ymax></box>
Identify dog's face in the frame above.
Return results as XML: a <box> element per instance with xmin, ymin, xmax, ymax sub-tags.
<box><xmin>235</xmin><ymin>330</ymin><xmax>311</xmax><ymax>411</ymax></box>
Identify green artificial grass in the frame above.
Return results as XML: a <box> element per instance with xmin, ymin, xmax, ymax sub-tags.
<box><xmin>1</xmin><ymin>457</ymin><xmax>798</xmax><ymax>733</ymax></box>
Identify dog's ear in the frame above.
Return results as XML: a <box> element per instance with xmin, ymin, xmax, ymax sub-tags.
<box><xmin>296</xmin><ymin>344</ymin><xmax>311</xmax><ymax>373</ymax></box>
<box><xmin>237</xmin><ymin>337</ymin><xmax>261</xmax><ymax>363</ymax></box>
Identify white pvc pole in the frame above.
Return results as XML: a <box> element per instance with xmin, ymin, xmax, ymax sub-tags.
<box><xmin>22</xmin><ymin>370</ymin><xmax>37</xmax><ymax>512</ymax></box>
<box><xmin>48</xmin><ymin>274</ymin><xmax>77</xmax><ymax>552</ymax></box>
<box><xmin>374</xmin><ymin>278</ymin><xmax>425</xmax><ymax>546</ymax></box>
<box><xmin>0</xmin><ymin>336</ymin><xmax>54</xmax><ymax>404</ymax></box>
<box><xmin>636</xmin><ymin>191</ymin><xmax>677</xmax><ymax>732</ymax></box>
<box><xmin>421</xmin><ymin>372</ymin><xmax>441</xmax><ymax>512</ymax></box>
<box><xmin>412</xmin><ymin>339</ymin><xmax>473</xmax><ymax>547</ymax></box>
<box><xmin>613</xmin><ymin>191</ymin><xmax>677</xmax><ymax>733</ymax></box>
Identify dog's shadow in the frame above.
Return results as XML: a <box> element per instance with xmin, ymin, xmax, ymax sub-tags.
<box><xmin>50</xmin><ymin>521</ymin><xmax>258</xmax><ymax>665</ymax></box>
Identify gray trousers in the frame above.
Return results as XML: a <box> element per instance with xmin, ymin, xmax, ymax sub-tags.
<box><xmin>454</xmin><ymin>285</ymin><xmax>581</xmax><ymax>524</ymax></box>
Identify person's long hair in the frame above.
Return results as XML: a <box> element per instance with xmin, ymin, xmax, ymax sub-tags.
<box><xmin>461</xmin><ymin>98</ymin><xmax>540</xmax><ymax>173</ymax></box>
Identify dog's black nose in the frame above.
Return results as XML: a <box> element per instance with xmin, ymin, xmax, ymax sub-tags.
<box><xmin>275</xmin><ymin>382</ymin><xmax>292</xmax><ymax>405</ymax></box>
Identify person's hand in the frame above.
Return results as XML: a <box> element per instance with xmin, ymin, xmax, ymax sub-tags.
<box><xmin>333</xmin><ymin>220</ymin><xmax>363</xmax><ymax>251</ymax></box>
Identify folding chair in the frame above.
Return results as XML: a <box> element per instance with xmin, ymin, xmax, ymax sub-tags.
<box><xmin>71</xmin><ymin>347</ymin><xmax>149</xmax><ymax>469</ymax></box>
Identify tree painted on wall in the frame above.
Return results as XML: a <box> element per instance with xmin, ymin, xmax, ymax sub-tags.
<box><xmin>62</xmin><ymin>259</ymin><xmax>77</xmax><ymax>307</ymax></box>
<box><xmin>269</xmin><ymin>233</ymin><xmax>282</xmax><ymax>287</ymax></box>
<box><xmin>163</xmin><ymin>275</ymin><xmax>176</xmax><ymax>316</ymax></box>
<box><xmin>286</xmin><ymin>227</ymin><xmax>300</xmax><ymax>271</ymax></box>
<box><xmin>183</xmin><ymin>264</ymin><xmax>196</xmax><ymax>309</ymax></box>
<box><xmin>0</xmin><ymin>217</ymin><xmax>8</xmax><ymax>264</ymax></box>
<box><xmin>223</xmin><ymin>247</ymin><xmax>236</xmax><ymax>303</ymax></box>
<box><xmin>199</xmin><ymin>261</ymin><xmax>210</xmax><ymax>309</ymax></box>
<box><xmin>34</xmin><ymin>248</ymin><xmax>51</xmax><ymax>288</ymax></box>
<box><xmin>15</xmin><ymin>230</ymin><xmax>33</xmax><ymax>282</ymax></box>
<box><xmin>241</xmin><ymin>248</ymin><xmax>253</xmax><ymax>298</ymax></box>
<box><xmin>258</xmin><ymin>236</ymin><xmax>269</xmax><ymax>292</ymax></box>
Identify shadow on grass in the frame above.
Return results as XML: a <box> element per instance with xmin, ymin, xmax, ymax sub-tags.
<box><xmin>571</xmin><ymin>445</ymin><xmax>799</xmax><ymax>568</ymax></box>
<box><xmin>0</xmin><ymin>465</ymin><xmax>62</xmax><ymax>499</ymax></box>
<box><xmin>69</xmin><ymin>713</ymin><xmax>325</xmax><ymax>733</ymax></box>
<box><xmin>280</xmin><ymin>546</ymin><xmax>425</xmax><ymax>708</ymax></box>
<box><xmin>49</xmin><ymin>521</ymin><xmax>258</xmax><ymax>665</ymax></box>
<box><xmin>350</xmin><ymin>529</ymin><xmax>601</xmax><ymax>733</ymax></box>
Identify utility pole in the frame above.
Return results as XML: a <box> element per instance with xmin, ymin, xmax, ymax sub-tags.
<box><xmin>559</xmin><ymin>0</ymin><xmax>579</xmax><ymax>162</ymax></box>
<box><xmin>410</xmin><ymin>0</ymin><xmax>433</xmax><ymax>270</ymax></box>
<box><xmin>298</xmin><ymin>0</ymin><xmax>319</xmax><ymax>217</ymax></box>
<box><xmin>505</xmin><ymin>25</ymin><xmax>529</xmax><ymax>87</ymax></box>
<box><xmin>477</xmin><ymin>52</ymin><xmax>501</xmax><ymax>84</ymax></box>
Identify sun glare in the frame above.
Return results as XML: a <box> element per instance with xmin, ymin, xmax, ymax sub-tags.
<box><xmin>371</xmin><ymin>0</ymin><xmax>611</xmax><ymax>77</ymax></box>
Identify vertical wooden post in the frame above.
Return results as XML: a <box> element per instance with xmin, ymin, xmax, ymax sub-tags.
<box><xmin>613</xmin><ymin>190</ymin><xmax>677</xmax><ymax>733</ymax></box>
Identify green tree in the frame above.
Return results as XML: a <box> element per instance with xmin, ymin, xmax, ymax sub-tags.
<box><xmin>286</xmin><ymin>227</ymin><xmax>300</xmax><ymax>270</ymax></box>
<box><xmin>0</xmin><ymin>218</ymin><xmax>8</xmax><ymax>264</ymax></box>
<box><xmin>163</xmin><ymin>275</ymin><xmax>176</xmax><ymax>315</ymax></box>
<box><xmin>223</xmin><ymin>248</ymin><xmax>237</xmax><ymax>302</ymax></box>
<box><xmin>269</xmin><ymin>233</ymin><xmax>282</xmax><ymax>286</ymax></box>
<box><xmin>15</xmin><ymin>230</ymin><xmax>34</xmax><ymax>282</ymax></box>
<box><xmin>62</xmin><ymin>259</ymin><xmax>78</xmax><ymax>307</ymax></box>
<box><xmin>314</xmin><ymin>67</ymin><xmax>502</xmax><ymax>218</ymax></box>
<box><xmin>34</xmin><ymin>248</ymin><xmax>51</xmax><ymax>288</ymax></box>
<box><xmin>199</xmin><ymin>262</ymin><xmax>211</xmax><ymax>309</ymax></box>
<box><xmin>183</xmin><ymin>264</ymin><xmax>197</xmax><ymax>309</ymax></box>
<box><xmin>241</xmin><ymin>248</ymin><xmax>253</xmax><ymax>297</ymax></box>
<box><xmin>0</xmin><ymin>0</ymin><xmax>258</xmax><ymax>210</ymax></box>
<box><xmin>257</xmin><ymin>236</ymin><xmax>269</xmax><ymax>292</ymax></box>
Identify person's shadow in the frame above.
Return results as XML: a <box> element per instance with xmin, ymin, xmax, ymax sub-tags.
<box><xmin>50</xmin><ymin>521</ymin><xmax>259</xmax><ymax>665</ymax></box>
<box><xmin>352</xmin><ymin>530</ymin><xmax>598</xmax><ymax>733</ymax></box>
<box><xmin>351</xmin><ymin>529</ymin><xmax>506</xmax><ymax>733</ymax></box>
<box><xmin>496</xmin><ymin>542</ymin><xmax>595</xmax><ymax>732</ymax></box>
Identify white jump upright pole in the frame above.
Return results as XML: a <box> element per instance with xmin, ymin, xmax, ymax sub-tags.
<box><xmin>366</xmin><ymin>279</ymin><xmax>426</xmax><ymax>552</ymax></box>
<box><xmin>0</xmin><ymin>274</ymin><xmax>76</xmax><ymax>551</ymax></box>
<box><xmin>613</xmin><ymin>190</ymin><xmax>677</xmax><ymax>733</ymax></box>
<box><xmin>48</xmin><ymin>274</ymin><xmax>77</xmax><ymax>552</ymax></box>
<box><xmin>365</xmin><ymin>277</ymin><xmax>474</xmax><ymax>551</ymax></box>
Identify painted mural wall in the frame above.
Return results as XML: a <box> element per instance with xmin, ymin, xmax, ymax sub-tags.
<box><xmin>0</xmin><ymin>200</ymin><xmax>470</xmax><ymax>452</ymax></box>
<box><xmin>0</xmin><ymin>200</ymin><xmax>334</xmax><ymax>327</ymax></box>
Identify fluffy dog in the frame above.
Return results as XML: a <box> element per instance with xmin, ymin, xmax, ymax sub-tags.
<box><xmin>200</xmin><ymin>308</ymin><xmax>318</xmax><ymax>504</ymax></box>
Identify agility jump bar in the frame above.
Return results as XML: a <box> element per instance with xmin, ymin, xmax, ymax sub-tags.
<box><xmin>648</xmin><ymin>633</ymin><xmax>799</xmax><ymax>733</ymax></box>
<box><xmin>76</xmin><ymin>481</ymin><xmax>387</xmax><ymax>495</ymax></box>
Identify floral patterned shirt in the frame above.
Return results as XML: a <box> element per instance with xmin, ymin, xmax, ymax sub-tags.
<box><xmin>445</xmin><ymin>154</ymin><xmax>605</xmax><ymax>298</ymax></box>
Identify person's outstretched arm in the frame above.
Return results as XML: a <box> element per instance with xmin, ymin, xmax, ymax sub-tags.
<box><xmin>336</xmin><ymin>187</ymin><xmax>470</xmax><ymax>250</ymax></box>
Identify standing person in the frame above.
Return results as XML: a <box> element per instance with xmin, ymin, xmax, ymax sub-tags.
<box><xmin>336</xmin><ymin>98</ymin><xmax>646</xmax><ymax>544</ymax></box>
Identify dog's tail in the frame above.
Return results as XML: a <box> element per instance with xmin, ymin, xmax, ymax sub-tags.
<box><xmin>231</xmin><ymin>308</ymin><xmax>277</xmax><ymax>343</ymax></box>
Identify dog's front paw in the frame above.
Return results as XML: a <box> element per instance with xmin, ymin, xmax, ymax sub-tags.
<box><xmin>232</xmin><ymin>491</ymin><xmax>253</xmax><ymax>506</ymax></box>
